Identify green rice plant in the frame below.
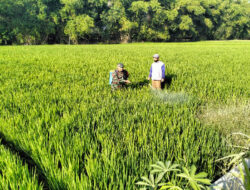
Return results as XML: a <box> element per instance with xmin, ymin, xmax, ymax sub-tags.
<box><xmin>217</xmin><ymin>133</ymin><xmax>250</xmax><ymax>167</ymax></box>
<box><xmin>0</xmin><ymin>41</ymin><xmax>249</xmax><ymax>188</ymax></box>
<box><xmin>0</xmin><ymin>143</ymin><xmax>43</xmax><ymax>190</ymax></box>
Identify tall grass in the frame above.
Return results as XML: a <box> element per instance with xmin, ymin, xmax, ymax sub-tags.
<box><xmin>0</xmin><ymin>143</ymin><xmax>43</xmax><ymax>189</ymax></box>
<box><xmin>0</xmin><ymin>41</ymin><xmax>249</xmax><ymax>189</ymax></box>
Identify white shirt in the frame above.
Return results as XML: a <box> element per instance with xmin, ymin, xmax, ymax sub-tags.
<box><xmin>149</xmin><ymin>61</ymin><xmax>165</xmax><ymax>80</ymax></box>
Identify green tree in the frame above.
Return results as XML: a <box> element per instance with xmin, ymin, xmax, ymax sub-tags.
<box><xmin>129</xmin><ymin>0</ymin><xmax>170</xmax><ymax>41</ymax></box>
<box><xmin>100</xmin><ymin>0</ymin><xmax>137</xmax><ymax>42</ymax></box>
<box><xmin>0</xmin><ymin>0</ymin><xmax>61</xmax><ymax>44</ymax></box>
<box><xmin>0</xmin><ymin>0</ymin><xmax>41</xmax><ymax>44</ymax></box>
<box><xmin>36</xmin><ymin>0</ymin><xmax>62</xmax><ymax>44</ymax></box>
<box><xmin>214</xmin><ymin>0</ymin><xmax>250</xmax><ymax>40</ymax></box>
<box><xmin>166</xmin><ymin>0</ymin><xmax>208</xmax><ymax>40</ymax></box>
<box><xmin>0</xmin><ymin>0</ymin><xmax>249</xmax><ymax>44</ymax></box>
<box><xmin>64</xmin><ymin>14</ymin><xmax>94</xmax><ymax>44</ymax></box>
<box><xmin>100</xmin><ymin>1</ymin><xmax>126</xmax><ymax>41</ymax></box>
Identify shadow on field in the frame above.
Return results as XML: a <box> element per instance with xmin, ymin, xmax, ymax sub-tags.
<box><xmin>0</xmin><ymin>132</ymin><xmax>50</xmax><ymax>190</ymax></box>
<box><xmin>161</xmin><ymin>74</ymin><xmax>177</xmax><ymax>89</ymax></box>
<box><xmin>128</xmin><ymin>74</ymin><xmax>176</xmax><ymax>90</ymax></box>
<box><xmin>129</xmin><ymin>79</ymin><xmax>150</xmax><ymax>89</ymax></box>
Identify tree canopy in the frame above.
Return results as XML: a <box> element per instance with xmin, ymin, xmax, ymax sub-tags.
<box><xmin>0</xmin><ymin>0</ymin><xmax>249</xmax><ymax>44</ymax></box>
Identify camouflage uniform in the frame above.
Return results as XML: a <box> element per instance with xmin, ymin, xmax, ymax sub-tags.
<box><xmin>111</xmin><ymin>70</ymin><xmax>129</xmax><ymax>90</ymax></box>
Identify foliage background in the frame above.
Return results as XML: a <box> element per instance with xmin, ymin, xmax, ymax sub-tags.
<box><xmin>0</xmin><ymin>0</ymin><xmax>249</xmax><ymax>45</ymax></box>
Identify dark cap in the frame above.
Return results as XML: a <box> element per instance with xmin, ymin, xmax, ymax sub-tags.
<box><xmin>117</xmin><ymin>63</ymin><xmax>124</xmax><ymax>68</ymax></box>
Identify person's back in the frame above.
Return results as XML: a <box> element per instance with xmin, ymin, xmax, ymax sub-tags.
<box><xmin>151</xmin><ymin>61</ymin><xmax>165</xmax><ymax>81</ymax></box>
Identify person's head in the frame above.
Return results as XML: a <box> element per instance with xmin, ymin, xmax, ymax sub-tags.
<box><xmin>117</xmin><ymin>63</ymin><xmax>124</xmax><ymax>71</ymax></box>
<box><xmin>153</xmin><ymin>54</ymin><xmax>160</xmax><ymax>62</ymax></box>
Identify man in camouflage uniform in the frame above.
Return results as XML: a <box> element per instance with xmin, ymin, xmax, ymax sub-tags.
<box><xmin>111</xmin><ymin>63</ymin><xmax>131</xmax><ymax>90</ymax></box>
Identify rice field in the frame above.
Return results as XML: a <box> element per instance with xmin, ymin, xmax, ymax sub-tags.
<box><xmin>0</xmin><ymin>142</ymin><xmax>42</xmax><ymax>190</ymax></box>
<box><xmin>0</xmin><ymin>41</ymin><xmax>249</xmax><ymax>189</ymax></box>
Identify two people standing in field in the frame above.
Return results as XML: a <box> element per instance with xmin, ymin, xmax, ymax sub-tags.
<box><xmin>111</xmin><ymin>54</ymin><xmax>165</xmax><ymax>90</ymax></box>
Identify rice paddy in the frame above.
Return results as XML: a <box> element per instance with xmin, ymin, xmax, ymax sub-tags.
<box><xmin>0</xmin><ymin>41</ymin><xmax>249</xmax><ymax>189</ymax></box>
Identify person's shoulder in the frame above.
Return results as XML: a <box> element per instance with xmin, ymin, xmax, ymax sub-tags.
<box><xmin>123</xmin><ymin>69</ymin><xmax>128</xmax><ymax>73</ymax></box>
<box><xmin>112</xmin><ymin>70</ymin><xmax>118</xmax><ymax>76</ymax></box>
<box><xmin>159</xmin><ymin>61</ymin><xmax>165</xmax><ymax>65</ymax></box>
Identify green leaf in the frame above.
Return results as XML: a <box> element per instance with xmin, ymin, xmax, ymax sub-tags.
<box><xmin>195</xmin><ymin>179</ymin><xmax>211</xmax><ymax>185</ymax></box>
<box><xmin>195</xmin><ymin>172</ymin><xmax>208</xmax><ymax>178</ymax></box>
<box><xmin>141</xmin><ymin>176</ymin><xmax>152</xmax><ymax>184</ymax></box>
<box><xmin>189</xmin><ymin>180</ymin><xmax>199</xmax><ymax>190</ymax></box>
<box><xmin>136</xmin><ymin>182</ymin><xmax>151</xmax><ymax>187</ymax></box>
<box><xmin>155</xmin><ymin>172</ymin><xmax>165</xmax><ymax>184</ymax></box>
<box><xmin>190</xmin><ymin>165</ymin><xmax>197</xmax><ymax>176</ymax></box>
<box><xmin>160</xmin><ymin>182</ymin><xmax>183</xmax><ymax>190</ymax></box>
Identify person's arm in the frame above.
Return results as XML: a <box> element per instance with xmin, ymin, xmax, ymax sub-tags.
<box><xmin>148</xmin><ymin>65</ymin><xmax>152</xmax><ymax>80</ymax></box>
<box><xmin>161</xmin><ymin>64</ymin><xmax>165</xmax><ymax>81</ymax></box>
<box><xmin>124</xmin><ymin>70</ymin><xmax>129</xmax><ymax>80</ymax></box>
<box><xmin>124</xmin><ymin>70</ymin><xmax>131</xmax><ymax>84</ymax></box>
<box><xmin>113</xmin><ymin>71</ymin><xmax>127</xmax><ymax>84</ymax></box>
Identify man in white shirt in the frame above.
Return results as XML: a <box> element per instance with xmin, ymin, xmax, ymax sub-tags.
<box><xmin>148</xmin><ymin>54</ymin><xmax>165</xmax><ymax>89</ymax></box>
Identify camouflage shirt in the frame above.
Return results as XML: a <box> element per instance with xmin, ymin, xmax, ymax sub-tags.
<box><xmin>111</xmin><ymin>70</ymin><xmax>129</xmax><ymax>90</ymax></box>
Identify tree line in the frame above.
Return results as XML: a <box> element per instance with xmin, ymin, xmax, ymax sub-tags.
<box><xmin>0</xmin><ymin>0</ymin><xmax>249</xmax><ymax>45</ymax></box>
